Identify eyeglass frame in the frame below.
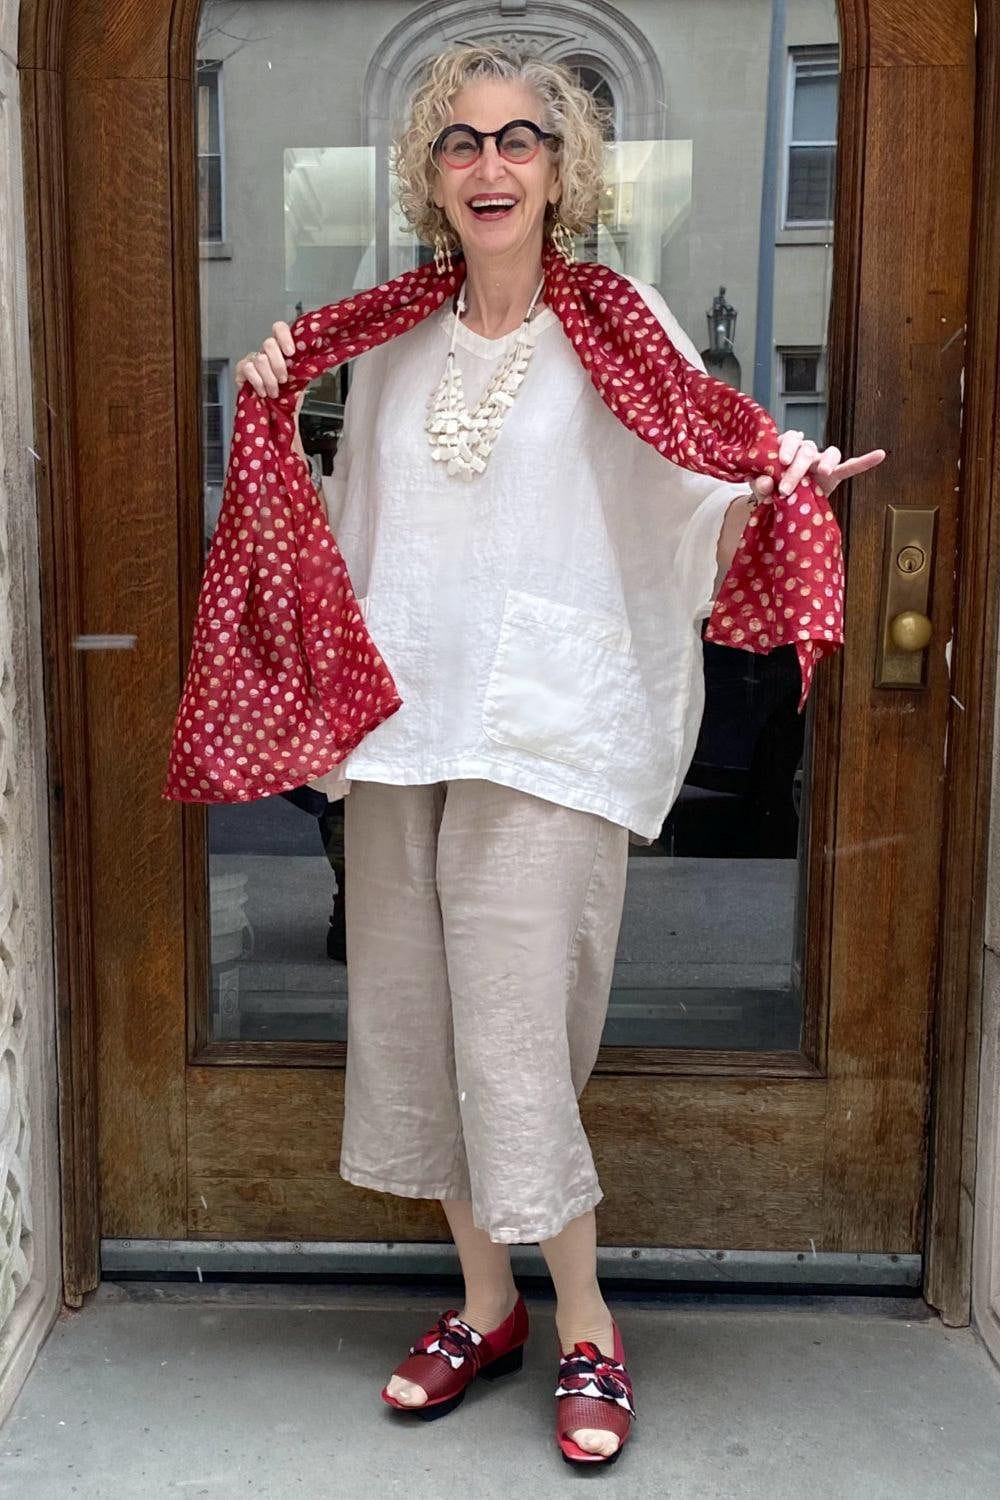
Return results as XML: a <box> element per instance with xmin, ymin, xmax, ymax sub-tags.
<box><xmin>430</xmin><ymin>118</ymin><xmax>562</xmax><ymax>168</ymax></box>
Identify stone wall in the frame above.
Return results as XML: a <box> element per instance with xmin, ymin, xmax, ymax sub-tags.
<box><xmin>974</xmin><ymin>639</ymin><xmax>1000</xmax><ymax>1370</ymax></box>
<box><xmin>0</xmin><ymin>0</ymin><xmax>62</xmax><ymax>1424</ymax></box>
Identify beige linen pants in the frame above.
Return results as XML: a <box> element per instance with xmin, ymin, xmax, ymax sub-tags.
<box><xmin>340</xmin><ymin>779</ymin><xmax>630</xmax><ymax>1244</ymax></box>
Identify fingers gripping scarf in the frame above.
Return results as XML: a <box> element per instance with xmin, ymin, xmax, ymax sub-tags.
<box><xmin>163</xmin><ymin>244</ymin><xmax>844</xmax><ymax>804</ymax></box>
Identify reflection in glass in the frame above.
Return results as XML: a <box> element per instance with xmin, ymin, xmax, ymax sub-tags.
<box><xmin>285</xmin><ymin>146</ymin><xmax>376</xmax><ymax>300</ymax></box>
<box><xmin>785</xmin><ymin>51</ymin><xmax>839</xmax><ymax>225</ymax></box>
<box><xmin>197</xmin><ymin>0</ymin><xmax>838</xmax><ymax>1051</ymax></box>
<box><xmin>196</xmin><ymin>61</ymin><xmax>223</xmax><ymax>241</ymax></box>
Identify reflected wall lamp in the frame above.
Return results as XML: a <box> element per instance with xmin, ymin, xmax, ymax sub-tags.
<box><xmin>701</xmin><ymin>285</ymin><xmax>742</xmax><ymax>389</ymax></box>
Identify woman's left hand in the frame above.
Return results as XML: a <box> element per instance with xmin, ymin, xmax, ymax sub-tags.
<box><xmin>749</xmin><ymin>430</ymin><xmax>887</xmax><ymax>503</ymax></box>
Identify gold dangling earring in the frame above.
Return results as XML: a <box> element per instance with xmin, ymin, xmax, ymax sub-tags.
<box><xmin>433</xmin><ymin>231</ymin><xmax>453</xmax><ymax>275</ymax></box>
<box><xmin>549</xmin><ymin>211</ymin><xmax>576</xmax><ymax>265</ymax></box>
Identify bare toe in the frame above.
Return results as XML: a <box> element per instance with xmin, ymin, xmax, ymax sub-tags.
<box><xmin>387</xmin><ymin>1375</ymin><xmax>428</xmax><ymax>1407</ymax></box>
<box><xmin>570</xmin><ymin>1428</ymin><xmax>620</xmax><ymax>1457</ymax></box>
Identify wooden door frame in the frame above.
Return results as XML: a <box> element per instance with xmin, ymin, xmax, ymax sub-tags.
<box><xmin>17</xmin><ymin>0</ymin><xmax>991</xmax><ymax>1315</ymax></box>
<box><xmin>924</xmin><ymin>3</ymin><xmax>1000</xmax><ymax>1324</ymax></box>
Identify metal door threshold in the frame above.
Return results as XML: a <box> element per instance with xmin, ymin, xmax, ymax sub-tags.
<box><xmin>102</xmin><ymin>1239</ymin><xmax>921</xmax><ymax>1289</ymax></box>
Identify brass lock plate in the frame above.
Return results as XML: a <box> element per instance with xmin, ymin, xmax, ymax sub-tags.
<box><xmin>875</xmin><ymin>506</ymin><xmax>938</xmax><ymax>688</ymax></box>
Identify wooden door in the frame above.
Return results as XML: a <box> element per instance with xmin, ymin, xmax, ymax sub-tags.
<box><xmin>20</xmin><ymin>0</ymin><xmax>984</xmax><ymax>1292</ymax></box>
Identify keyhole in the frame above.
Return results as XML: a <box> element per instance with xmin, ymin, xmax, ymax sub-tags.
<box><xmin>897</xmin><ymin>545</ymin><xmax>926</xmax><ymax>574</ymax></box>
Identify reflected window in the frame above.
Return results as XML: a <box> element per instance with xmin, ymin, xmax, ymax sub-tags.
<box><xmin>566</xmin><ymin>60</ymin><xmax>618</xmax><ymax>140</ymax></box>
<box><xmin>592</xmin><ymin>140</ymin><xmax>692</xmax><ymax>275</ymax></box>
<box><xmin>197</xmin><ymin>61</ymin><xmax>224</xmax><ymax>241</ymax></box>
<box><xmin>285</xmin><ymin>146</ymin><xmax>376</xmax><ymax>303</ymax></box>
<box><xmin>284</xmin><ymin>147</ymin><xmax>375</xmax><ymax>465</ymax></box>
<box><xmin>201</xmin><ymin>359</ymin><xmax>227</xmax><ymax>484</ymax></box>
<box><xmin>777</xmin><ymin>347</ymin><xmax>826</xmax><ymax>445</ymax></box>
<box><xmin>783</xmin><ymin>47</ymin><xmax>838</xmax><ymax>226</ymax></box>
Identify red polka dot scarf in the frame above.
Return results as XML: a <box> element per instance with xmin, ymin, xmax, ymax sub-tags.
<box><xmin>163</xmin><ymin>244</ymin><xmax>844</xmax><ymax>803</ymax></box>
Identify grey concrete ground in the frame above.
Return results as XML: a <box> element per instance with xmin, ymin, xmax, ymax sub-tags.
<box><xmin>3</xmin><ymin>1282</ymin><xmax>999</xmax><ymax>1499</ymax></box>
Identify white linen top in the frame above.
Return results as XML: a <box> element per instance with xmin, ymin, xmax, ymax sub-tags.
<box><xmin>307</xmin><ymin>275</ymin><xmax>752</xmax><ymax>841</ymax></box>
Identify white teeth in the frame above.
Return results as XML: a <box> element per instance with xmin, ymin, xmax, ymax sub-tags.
<box><xmin>470</xmin><ymin>197</ymin><xmax>516</xmax><ymax>209</ymax></box>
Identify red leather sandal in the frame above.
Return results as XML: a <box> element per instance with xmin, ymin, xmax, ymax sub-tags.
<box><xmin>381</xmin><ymin>1296</ymin><xmax>529</xmax><ymax>1420</ymax></box>
<box><xmin>554</xmin><ymin>1320</ymin><xmax>636</xmax><ymax>1466</ymax></box>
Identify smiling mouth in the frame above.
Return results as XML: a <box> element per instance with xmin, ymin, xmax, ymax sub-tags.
<box><xmin>467</xmin><ymin>196</ymin><xmax>518</xmax><ymax>219</ymax></box>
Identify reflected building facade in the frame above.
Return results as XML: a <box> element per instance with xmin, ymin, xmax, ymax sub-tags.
<box><xmin>198</xmin><ymin>0</ymin><xmax>837</xmax><ymax>523</ymax></box>
<box><xmin>197</xmin><ymin>0</ymin><xmax>839</xmax><ymax>1051</ymax></box>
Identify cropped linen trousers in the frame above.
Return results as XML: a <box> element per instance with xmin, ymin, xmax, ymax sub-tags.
<box><xmin>339</xmin><ymin>779</ymin><xmax>630</xmax><ymax>1244</ymax></box>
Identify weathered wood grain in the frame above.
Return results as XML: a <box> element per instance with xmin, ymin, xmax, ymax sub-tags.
<box><xmin>19</xmin><ymin>0</ymin><xmax>984</xmax><ymax>1278</ymax></box>
<box><xmin>188</xmin><ymin>1069</ymin><xmax>828</xmax><ymax>1247</ymax></box>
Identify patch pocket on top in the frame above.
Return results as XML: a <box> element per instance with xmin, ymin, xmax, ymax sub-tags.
<box><xmin>482</xmin><ymin>590</ymin><xmax>632</xmax><ymax>775</ymax></box>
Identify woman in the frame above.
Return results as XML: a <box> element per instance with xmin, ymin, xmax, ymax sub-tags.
<box><xmin>236</xmin><ymin>43</ymin><xmax>884</xmax><ymax>1468</ymax></box>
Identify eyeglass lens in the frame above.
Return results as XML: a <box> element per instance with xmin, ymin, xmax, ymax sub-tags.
<box><xmin>437</xmin><ymin>123</ymin><xmax>545</xmax><ymax>166</ymax></box>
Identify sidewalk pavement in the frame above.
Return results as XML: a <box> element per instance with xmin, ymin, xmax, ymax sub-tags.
<box><xmin>3</xmin><ymin>1281</ymin><xmax>999</xmax><ymax>1499</ymax></box>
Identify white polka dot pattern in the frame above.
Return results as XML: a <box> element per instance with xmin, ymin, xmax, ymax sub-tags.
<box><xmin>163</xmin><ymin>245</ymin><xmax>843</xmax><ymax>803</ymax></box>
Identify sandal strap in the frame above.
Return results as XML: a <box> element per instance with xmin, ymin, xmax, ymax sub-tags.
<box><xmin>555</xmin><ymin>1340</ymin><xmax>636</xmax><ymax>1419</ymax></box>
<box><xmin>409</xmin><ymin>1311</ymin><xmax>484</xmax><ymax>1372</ymax></box>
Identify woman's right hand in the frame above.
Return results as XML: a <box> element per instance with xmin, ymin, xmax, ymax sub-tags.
<box><xmin>235</xmin><ymin>321</ymin><xmax>296</xmax><ymax>397</ymax></box>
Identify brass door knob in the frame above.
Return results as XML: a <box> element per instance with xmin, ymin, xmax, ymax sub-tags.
<box><xmin>889</xmin><ymin>610</ymin><xmax>932</xmax><ymax>652</ymax></box>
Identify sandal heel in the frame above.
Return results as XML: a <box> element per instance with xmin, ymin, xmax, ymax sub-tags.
<box><xmin>479</xmin><ymin>1344</ymin><xmax>524</xmax><ymax>1381</ymax></box>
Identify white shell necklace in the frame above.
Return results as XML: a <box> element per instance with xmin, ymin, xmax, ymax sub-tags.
<box><xmin>425</xmin><ymin>273</ymin><xmax>546</xmax><ymax>480</ymax></box>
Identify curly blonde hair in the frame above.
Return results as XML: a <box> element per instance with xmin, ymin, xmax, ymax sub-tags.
<box><xmin>393</xmin><ymin>43</ymin><xmax>610</xmax><ymax>250</ymax></box>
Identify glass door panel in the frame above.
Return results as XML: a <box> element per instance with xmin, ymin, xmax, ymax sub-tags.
<box><xmin>197</xmin><ymin>0</ymin><xmax>838</xmax><ymax>1051</ymax></box>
